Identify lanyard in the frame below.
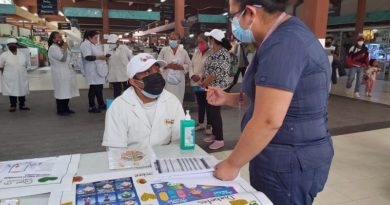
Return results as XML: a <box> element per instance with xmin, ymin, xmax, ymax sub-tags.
<box><xmin>239</xmin><ymin>12</ymin><xmax>288</xmax><ymax>101</ymax></box>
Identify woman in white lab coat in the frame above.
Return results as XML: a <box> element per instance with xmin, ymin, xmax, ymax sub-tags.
<box><xmin>80</xmin><ymin>30</ymin><xmax>109</xmax><ymax>113</ymax></box>
<box><xmin>106</xmin><ymin>34</ymin><xmax>133</xmax><ymax>98</ymax></box>
<box><xmin>158</xmin><ymin>32</ymin><xmax>191</xmax><ymax>104</ymax></box>
<box><xmin>0</xmin><ymin>38</ymin><xmax>30</xmax><ymax>112</ymax></box>
<box><xmin>48</xmin><ymin>31</ymin><xmax>80</xmax><ymax>116</ymax></box>
<box><xmin>102</xmin><ymin>53</ymin><xmax>185</xmax><ymax>149</ymax></box>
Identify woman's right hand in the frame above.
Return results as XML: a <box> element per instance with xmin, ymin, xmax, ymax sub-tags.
<box><xmin>207</xmin><ymin>87</ymin><xmax>228</xmax><ymax>106</ymax></box>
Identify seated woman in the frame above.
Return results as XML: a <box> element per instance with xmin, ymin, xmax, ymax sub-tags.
<box><xmin>102</xmin><ymin>53</ymin><xmax>185</xmax><ymax>149</ymax></box>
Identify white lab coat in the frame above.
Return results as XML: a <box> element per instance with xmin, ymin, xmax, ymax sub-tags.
<box><xmin>158</xmin><ymin>45</ymin><xmax>191</xmax><ymax>104</ymax></box>
<box><xmin>189</xmin><ymin>48</ymin><xmax>212</xmax><ymax>86</ymax></box>
<box><xmin>80</xmin><ymin>40</ymin><xmax>108</xmax><ymax>85</ymax></box>
<box><xmin>102</xmin><ymin>87</ymin><xmax>185</xmax><ymax>149</ymax></box>
<box><xmin>0</xmin><ymin>50</ymin><xmax>29</xmax><ymax>96</ymax></box>
<box><xmin>48</xmin><ymin>44</ymin><xmax>80</xmax><ymax>99</ymax></box>
<box><xmin>107</xmin><ymin>45</ymin><xmax>133</xmax><ymax>83</ymax></box>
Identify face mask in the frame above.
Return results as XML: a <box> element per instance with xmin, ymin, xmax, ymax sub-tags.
<box><xmin>108</xmin><ymin>44</ymin><xmax>116</xmax><ymax>50</ymax></box>
<box><xmin>231</xmin><ymin>12</ymin><xmax>255</xmax><ymax>43</ymax></box>
<box><xmin>208</xmin><ymin>42</ymin><xmax>213</xmax><ymax>49</ymax></box>
<box><xmin>169</xmin><ymin>40</ymin><xmax>178</xmax><ymax>48</ymax></box>
<box><xmin>357</xmin><ymin>41</ymin><xmax>364</xmax><ymax>46</ymax></box>
<box><xmin>8</xmin><ymin>45</ymin><xmax>17</xmax><ymax>52</ymax></box>
<box><xmin>325</xmin><ymin>42</ymin><xmax>332</xmax><ymax>47</ymax></box>
<box><xmin>137</xmin><ymin>73</ymin><xmax>166</xmax><ymax>99</ymax></box>
<box><xmin>198</xmin><ymin>43</ymin><xmax>208</xmax><ymax>53</ymax></box>
<box><xmin>57</xmin><ymin>40</ymin><xmax>64</xmax><ymax>47</ymax></box>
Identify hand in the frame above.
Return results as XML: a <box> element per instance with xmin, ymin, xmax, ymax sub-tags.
<box><xmin>62</xmin><ymin>42</ymin><xmax>69</xmax><ymax>50</ymax></box>
<box><xmin>174</xmin><ymin>64</ymin><xmax>184</xmax><ymax>70</ymax></box>
<box><xmin>191</xmin><ymin>75</ymin><xmax>201</xmax><ymax>82</ymax></box>
<box><xmin>97</xmin><ymin>55</ymin><xmax>108</xmax><ymax>61</ymax></box>
<box><xmin>165</xmin><ymin>63</ymin><xmax>175</xmax><ymax>69</ymax></box>
<box><xmin>213</xmin><ymin>159</ymin><xmax>240</xmax><ymax>181</ymax></box>
<box><xmin>207</xmin><ymin>87</ymin><xmax>228</xmax><ymax>106</ymax></box>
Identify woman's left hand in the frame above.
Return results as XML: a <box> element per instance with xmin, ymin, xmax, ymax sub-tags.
<box><xmin>213</xmin><ymin>159</ymin><xmax>240</xmax><ymax>181</ymax></box>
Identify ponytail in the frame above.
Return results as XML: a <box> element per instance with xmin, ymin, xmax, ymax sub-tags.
<box><xmin>214</xmin><ymin>37</ymin><xmax>232</xmax><ymax>50</ymax></box>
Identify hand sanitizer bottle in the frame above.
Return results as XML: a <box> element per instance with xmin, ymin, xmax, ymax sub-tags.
<box><xmin>180</xmin><ymin>110</ymin><xmax>196</xmax><ymax>150</ymax></box>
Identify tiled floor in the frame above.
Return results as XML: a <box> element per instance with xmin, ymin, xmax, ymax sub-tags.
<box><xmin>331</xmin><ymin>76</ymin><xmax>390</xmax><ymax>105</ymax></box>
<box><xmin>211</xmin><ymin>128</ymin><xmax>390</xmax><ymax>205</ymax></box>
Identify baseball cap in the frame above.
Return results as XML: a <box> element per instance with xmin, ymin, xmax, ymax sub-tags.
<box><xmin>127</xmin><ymin>53</ymin><xmax>166</xmax><ymax>78</ymax></box>
<box><xmin>205</xmin><ymin>29</ymin><xmax>226</xmax><ymax>42</ymax></box>
<box><xmin>6</xmin><ymin>38</ymin><xmax>17</xmax><ymax>44</ymax></box>
<box><xmin>107</xmin><ymin>34</ymin><xmax>119</xmax><ymax>43</ymax></box>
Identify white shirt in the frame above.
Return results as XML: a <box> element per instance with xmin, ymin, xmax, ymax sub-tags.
<box><xmin>48</xmin><ymin>44</ymin><xmax>80</xmax><ymax>99</ymax></box>
<box><xmin>80</xmin><ymin>40</ymin><xmax>108</xmax><ymax>85</ymax></box>
<box><xmin>0</xmin><ymin>50</ymin><xmax>30</xmax><ymax>96</ymax></box>
<box><xmin>189</xmin><ymin>48</ymin><xmax>212</xmax><ymax>86</ymax></box>
<box><xmin>107</xmin><ymin>45</ymin><xmax>133</xmax><ymax>83</ymax></box>
<box><xmin>102</xmin><ymin>87</ymin><xmax>185</xmax><ymax>149</ymax></box>
<box><xmin>157</xmin><ymin>45</ymin><xmax>191</xmax><ymax>103</ymax></box>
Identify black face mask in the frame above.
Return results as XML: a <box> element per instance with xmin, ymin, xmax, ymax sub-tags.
<box><xmin>58</xmin><ymin>40</ymin><xmax>64</xmax><ymax>47</ymax></box>
<box><xmin>325</xmin><ymin>42</ymin><xmax>332</xmax><ymax>47</ymax></box>
<box><xmin>138</xmin><ymin>72</ymin><xmax>166</xmax><ymax>98</ymax></box>
<box><xmin>8</xmin><ymin>45</ymin><xmax>17</xmax><ymax>52</ymax></box>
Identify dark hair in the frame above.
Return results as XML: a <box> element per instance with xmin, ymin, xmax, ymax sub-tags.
<box><xmin>211</xmin><ymin>37</ymin><xmax>232</xmax><ymax>50</ymax></box>
<box><xmin>48</xmin><ymin>31</ymin><xmax>60</xmax><ymax>48</ymax></box>
<box><xmin>234</xmin><ymin>0</ymin><xmax>289</xmax><ymax>13</ymax></box>
<box><xmin>326</xmin><ymin>36</ymin><xmax>334</xmax><ymax>41</ymax></box>
<box><xmin>369</xmin><ymin>59</ymin><xmax>377</xmax><ymax>66</ymax></box>
<box><xmin>83</xmin><ymin>30</ymin><xmax>99</xmax><ymax>41</ymax></box>
<box><xmin>197</xmin><ymin>33</ymin><xmax>208</xmax><ymax>42</ymax></box>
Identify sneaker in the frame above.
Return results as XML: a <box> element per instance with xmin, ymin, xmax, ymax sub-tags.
<box><xmin>209</xmin><ymin>140</ymin><xmax>224</xmax><ymax>150</ymax></box>
<box><xmin>366</xmin><ymin>92</ymin><xmax>369</xmax><ymax>97</ymax></box>
<box><xmin>88</xmin><ymin>107</ymin><xmax>101</xmax><ymax>113</ymax></box>
<box><xmin>203</xmin><ymin>135</ymin><xmax>216</xmax><ymax>143</ymax></box>
<box><xmin>9</xmin><ymin>107</ymin><xmax>16</xmax><ymax>112</ymax></box>
<box><xmin>205</xmin><ymin>125</ymin><xmax>213</xmax><ymax>135</ymax></box>
<box><xmin>354</xmin><ymin>92</ymin><xmax>360</xmax><ymax>98</ymax></box>
<box><xmin>195</xmin><ymin>123</ymin><xmax>206</xmax><ymax>131</ymax></box>
<box><xmin>19</xmin><ymin>106</ymin><xmax>30</xmax><ymax>111</ymax></box>
<box><xmin>66</xmin><ymin>109</ymin><xmax>76</xmax><ymax>114</ymax></box>
<box><xmin>368</xmin><ymin>93</ymin><xmax>372</xmax><ymax>97</ymax></box>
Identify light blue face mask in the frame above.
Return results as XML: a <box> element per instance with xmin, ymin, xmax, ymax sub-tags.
<box><xmin>141</xmin><ymin>90</ymin><xmax>160</xmax><ymax>99</ymax></box>
<box><xmin>169</xmin><ymin>40</ymin><xmax>178</xmax><ymax>48</ymax></box>
<box><xmin>108</xmin><ymin>44</ymin><xmax>116</xmax><ymax>50</ymax></box>
<box><xmin>208</xmin><ymin>41</ymin><xmax>213</xmax><ymax>49</ymax></box>
<box><xmin>231</xmin><ymin>12</ymin><xmax>255</xmax><ymax>43</ymax></box>
<box><xmin>231</xmin><ymin>5</ymin><xmax>263</xmax><ymax>43</ymax></box>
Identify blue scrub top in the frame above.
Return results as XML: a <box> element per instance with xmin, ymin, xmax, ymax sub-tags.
<box><xmin>242</xmin><ymin>17</ymin><xmax>333</xmax><ymax>172</ymax></box>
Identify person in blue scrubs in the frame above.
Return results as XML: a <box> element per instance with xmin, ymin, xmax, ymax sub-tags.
<box><xmin>208</xmin><ymin>0</ymin><xmax>334</xmax><ymax>204</ymax></box>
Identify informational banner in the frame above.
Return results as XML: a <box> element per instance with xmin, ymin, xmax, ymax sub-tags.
<box><xmin>160</xmin><ymin>5</ymin><xmax>174</xmax><ymax>21</ymax></box>
<box><xmin>37</xmin><ymin>0</ymin><xmax>58</xmax><ymax>15</ymax></box>
<box><xmin>58</xmin><ymin>22</ymin><xmax>71</xmax><ymax>30</ymax></box>
<box><xmin>32</xmin><ymin>27</ymin><xmax>46</xmax><ymax>37</ymax></box>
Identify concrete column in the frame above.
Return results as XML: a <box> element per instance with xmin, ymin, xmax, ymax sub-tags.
<box><xmin>301</xmin><ymin>0</ymin><xmax>329</xmax><ymax>39</ymax></box>
<box><xmin>174</xmin><ymin>0</ymin><xmax>185</xmax><ymax>37</ymax></box>
<box><xmin>355</xmin><ymin>0</ymin><xmax>367</xmax><ymax>38</ymax></box>
<box><xmin>102</xmin><ymin>0</ymin><xmax>109</xmax><ymax>43</ymax></box>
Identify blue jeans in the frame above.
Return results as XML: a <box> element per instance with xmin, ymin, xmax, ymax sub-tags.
<box><xmin>346</xmin><ymin>67</ymin><xmax>364</xmax><ymax>93</ymax></box>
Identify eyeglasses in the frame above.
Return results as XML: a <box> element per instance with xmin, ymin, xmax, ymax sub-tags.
<box><xmin>228</xmin><ymin>10</ymin><xmax>244</xmax><ymax>22</ymax></box>
<box><xmin>227</xmin><ymin>4</ymin><xmax>263</xmax><ymax>22</ymax></box>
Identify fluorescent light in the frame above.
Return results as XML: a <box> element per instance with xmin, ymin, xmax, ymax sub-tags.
<box><xmin>58</xmin><ymin>11</ymin><xmax>64</xmax><ymax>16</ymax></box>
<box><xmin>119</xmin><ymin>35</ymin><xmax>123</xmax><ymax>38</ymax></box>
<box><xmin>147</xmin><ymin>8</ymin><xmax>152</xmax><ymax>12</ymax></box>
<box><xmin>160</xmin><ymin>0</ymin><xmax>166</xmax><ymax>2</ymax></box>
<box><xmin>21</xmin><ymin>6</ymin><xmax>28</xmax><ymax>11</ymax></box>
<box><xmin>222</xmin><ymin>12</ymin><xmax>228</xmax><ymax>16</ymax></box>
<box><xmin>129</xmin><ymin>1</ymin><xmax>134</xmax><ymax>6</ymax></box>
<box><xmin>189</xmin><ymin>34</ymin><xmax>194</xmax><ymax>38</ymax></box>
<box><xmin>65</xmin><ymin>18</ymin><xmax>70</xmax><ymax>22</ymax></box>
<box><xmin>372</xmin><ymin>29</ymin><xmax>379</xmax><ymax>33</ymax></box>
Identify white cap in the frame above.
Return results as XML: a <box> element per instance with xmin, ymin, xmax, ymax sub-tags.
<box><xmin>6</xmin><ymin>38</ymin><xmax>17</xmax><ymax>44</ymax></box>
<box><xmin>127</xmin><ymin>53</ymin><xmax>167</xmax><ymax>78</ymax></box>
<box><xmin>205</xmin><ymin>29</ymin><xmax>226</xmax><ymax>42</ymax></box>
<box><xmin>107</xmin><ymin>34</ymin><xmax>119</xmax><ymax>43</ymax></box>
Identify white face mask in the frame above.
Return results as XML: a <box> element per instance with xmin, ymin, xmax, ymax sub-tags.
<box><xmin>357</xmin><ymin>41</ymin><xmax>364</xmax><ymax>46</ymax></box>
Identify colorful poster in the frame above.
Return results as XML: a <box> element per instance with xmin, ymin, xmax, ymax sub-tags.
<box><xmin>151</xmin><ymin>182</ymin><xmax>237</xmax><ymax>205</ymax></box>
<box><xmin>76</xmin><ymin>177</ymin><xmax>141</xmax><ymax>205</ymax></box>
